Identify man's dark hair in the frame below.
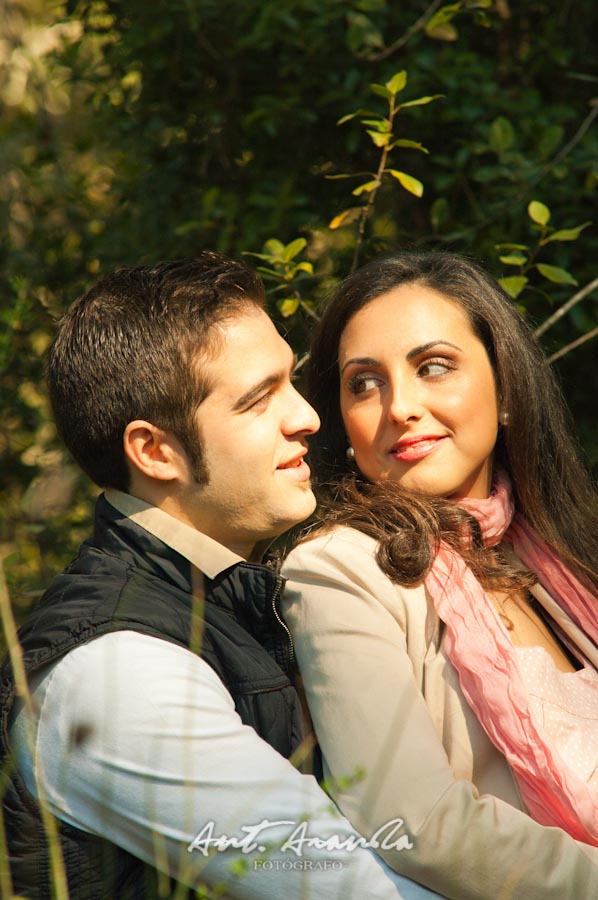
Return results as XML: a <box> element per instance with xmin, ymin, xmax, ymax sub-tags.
<box><xmin>46</xmin><ymin>252</ymin><xmax>265</xmax><ymax>491</ymax></box>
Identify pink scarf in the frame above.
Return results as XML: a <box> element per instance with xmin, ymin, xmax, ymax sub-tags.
<box><xmin>424</xmin><ymin>472</ymin><xmax>598</xmax><ymax>843</ymax></box>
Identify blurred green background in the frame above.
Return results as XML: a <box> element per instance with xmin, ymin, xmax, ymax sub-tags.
<box><xmin>1</xmin><ymin>0</ymin><xmax>597</xmax><ymax>623</ymax></box>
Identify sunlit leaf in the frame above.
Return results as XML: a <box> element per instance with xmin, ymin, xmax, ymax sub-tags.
<box><xmin>385</xmin><ymin>71</ymin><xmax>407</xmax><ymax>95</ymax></box>
<box><xmin>282</xmin><ymin>237</ymin><xmax>307</xmax><ymax>260</ymax></box>
<box><xmin>392</xmin><ymin>139</ymin><xmax>429</xmax><ymax>154</ymax></box>
<box><xmin>400</xmin><ymin>94</ymin><xmax>444</xmax><ymax>108</ymax></box>
<box><xmin>367</xmin><ymin>130</ymin><xmax>390</xmax><ymax>147</ymax></box>
<box><xmin>498</xmin><ymin>276</ymin><xmax>528</xmax><ymax>299</ymax></box>
<box><xmin>528</xmin><ymin>200</ymin><xmax>551</xmax><ymax>226</ymax></box>
<box><xmin>360</xmin><ymin>118</ymin><xmax>391</xmax><ymax>131</ymax></box>
<box><xmin>387</xmin><ymin>169</ymin><xmax>424</xmax><ymax>196</ymax></box>
<box><xmin>370</xmin><ymin>83</ymin><xmax>392</xmax><ymax>99</ymax></box>
<box><xmin>329</xmin><ymin>207</ymin><xmax>362</xmax><ymax>229</ymax></box>
<box><xmin>278</xmin><ymin>298</ymin><xmax>300</xmax><ymax>317</ymax></box>
<box><xmin>263</xmin><ymin>238</ymin><xmax>285</xmax><ymax>257</ymax></box>
<box><xmin>542</xmin><ymin>222</ymin><xmax>591</xmax><ymax>243</ymax></box>
<box><xmin>352</xmin><ymin>180</ymin><xmax>380</xmax><ymax>196</ymax></box>
<box><xmin>535</xmin><ymin>263</ymin><xmax>578</xmax><ymax>285</ymax></box>
<box><xmin>499</xmin><ymin>252</ymin><xmax>527</xmax><ymax>266</ymax></box>
<box><xmin>425</xmin><ymin>23</ymin><xmax>459</xmax><ymax>41</ymax></box>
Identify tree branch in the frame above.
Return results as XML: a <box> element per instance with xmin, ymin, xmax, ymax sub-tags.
<box><xmin>534</xmin><ymin>276</ymin><xmax>598</xmax><ymax>337</ymax></box>
<box><xmin>544</xmin><ymin>326</ymin><xmax>598</xmax><ymax>365</ymax></box>
<box><xmin>359</xmin><ymin>0</ymin><xmax>444</xmax><ymax>62</ymax></box>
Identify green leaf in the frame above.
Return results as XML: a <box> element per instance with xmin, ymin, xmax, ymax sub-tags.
<box><xmin>400</xmin><ymin>94</ymin><xmax>444</xmax><ymax>108</ymax></box>
<box><xmin>325</xmin><ymin>173</ymin><xmax>368</xmax><ymax>180</ymax></box>
<box><xmin>346</xmin><ymin>12</ymin><xmax>385</xmax><ymax>53</ymax></box>
<box><xmin>392</xmin><ymin>139</ymin><xmax>429</xmax><ymax>154</ymax></box>
<box><xmin>498</xmin><ymin>276</ymin><xmax>528</xmax><ymax>299</ymax></box>
<box><xmin>499</xmin><ymin>252</ymin><xmax>527</xmax><ymax>266</ymax></box>
<box><xmin>495</xmin><ymin>243</ymin><xmax>529</xmax><ymax>251</ymax></box>
<box><xmin>538</xmin><ymin>124</ymin><xmax>564</xmax><ymax>160</ymax></box>
<box><xmin>535</xmin><ymin>263</ymin><xmax>578</xmax><ymax>286</ymax></box>
<box><xmin>337</xmin><ymin>108</ymin><xmax>376</xmax><ymax>126</ymax></box>
<box><xmin>256</xmin><ymin>266</ymin><xmax>284</xmax><ymax>279</ymax></box>
<box><xmin>425</xmin><ymin>22</ymin><xmax>459</xmax><ymax>41</ymax></box>
<box><xmin>278</xmin><ymin>298</ymin><xmax>300</xmax><ymax>318</ymax></box>
<box><xmin>282</xmin><ymin>237</ymin><xmax>307</xmax><ymax>261</ymax></box>
<box><xmin>352</xmin><ymin>180</ymin><xmax>380</xmax><ymax>196</ymax></box>
<box><xmin>366</xmin><ymin>130</ymin><xmax>390</xmax><ymax>147</ymax></box>
<box><xmin>385</xmin><ymin>71</ymin><xmax>407</xmax><ymax>95</ymax></box>
<box><xmin>370</xmin><ymin>83</ymin><xmax>392</xmax><ymax>99</ymax></box>
<box><xmin>528</xmin><ymin>200</ymin><xmax>551</xmax><ymax>226</ymax></box>
<box><xmin>426</xmin><ymin>3</ymin><xmax>462</xmax><ymax>29</ymax></box>
<box><xmin>387</xmin><ymin>169</ymin><xmax>424</xmax><ymax>197</ymax></box>
<box><xmin>542</xmin><ymin>222</ymin><xmax>591</xmax><ymax>243</ymax></box>
<box><xmin>489</xmin><ymin>116</ymin><xmax>515</xmax><ymax>155</ymax></box>
<box><xmin>430</xmin><ymin>197</ymin><xmax>449</xmax><ymax>230</ymax></box>
<box><xmin>329</xmin><ymin>207</ymin><xmax>362</xmax><ymax>229</ymax></box>
<box><xmin>263</xmin><ymin>238</ymin><xmax>285</xmax><ymax>257</ymax></box>
<box><xmin>295</xmin><ymin>261</ymin><xmax>314</xmax><ymax>274</ymax></box>
<box><xmin>360</xmin><ymin>118</ymin><xmax>391</xmax><ymax>131</ymax></box>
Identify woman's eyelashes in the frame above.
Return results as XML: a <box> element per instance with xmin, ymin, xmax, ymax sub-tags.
<box><xmin>417</xmin><ymin>357</ymin><xmax>456</xmax><ymax>378</ymax></box>
<box><xmin>347</xmin><ymin>372</ymin><xmax>384</xmax><ymax>395</ymax></box>
<box><xmin>346</xmin><ymin>356</ymin><xmax>457</xmax><ymax>395</ymax></box>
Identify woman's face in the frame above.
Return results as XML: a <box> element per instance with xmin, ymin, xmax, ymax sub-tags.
<box><xmin>338</xmin><ymin>282</ymin><xmax>500</xmax><ymax>500</ymax></box>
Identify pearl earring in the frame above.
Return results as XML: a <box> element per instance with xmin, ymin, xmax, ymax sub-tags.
<box><xmin>346</xmin><ymin>445</ymin><xmax>355</xmax><ymax>461</ymax></box>
<box><xmin>499</xmin><ymin>411</ymin><xmax>510</xmax><ymax>426</ymax></box>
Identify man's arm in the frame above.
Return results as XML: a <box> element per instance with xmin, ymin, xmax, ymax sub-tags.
<box><xmin>10</xmin><ymin>630</ymin><xmax>440</xmax><ymax>900</ymax></box>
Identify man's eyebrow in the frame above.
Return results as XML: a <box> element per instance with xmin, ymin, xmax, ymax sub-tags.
<box><xmin>233</xmin><ymin>375</ymin><xmax>280</xmax><ymax>411</ymax></box>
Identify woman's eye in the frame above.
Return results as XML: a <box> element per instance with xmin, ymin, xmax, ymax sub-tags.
<box><xmin>347</xmin><ymin>373</ymin><xmax>383</xmax><ymax>395</ymax></box>
<box><xmin>418</xmin><ymin>359</ymin><xmax>453</xmax><ymax>378</ymax></box>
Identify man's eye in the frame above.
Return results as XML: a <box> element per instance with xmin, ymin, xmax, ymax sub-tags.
<box><xmin>249</xmin><ymin>392</ymin><xmax>271</xmax><ymax>410</ymax></box>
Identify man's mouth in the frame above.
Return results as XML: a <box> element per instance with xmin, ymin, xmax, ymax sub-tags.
<box><xmin>277</xmin><ymin>450</ymin><xmax>311</xmax><ymax>480</ymax></box>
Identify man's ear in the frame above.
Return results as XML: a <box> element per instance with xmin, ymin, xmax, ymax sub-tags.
<box><xmin>123</xmin><ymin>420</ymin><xmax>183</xmax><ymax>482</ymax></box>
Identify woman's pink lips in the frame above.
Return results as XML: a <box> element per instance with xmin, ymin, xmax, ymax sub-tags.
<box><xmin>389</xmin><ymin>436</ymin><xmax>447</xmax><ymax>462</ymax></box>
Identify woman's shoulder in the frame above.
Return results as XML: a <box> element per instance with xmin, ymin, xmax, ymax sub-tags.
<box><xmin>282</xmin><ymin>523</ymin><xmax>424</xmax><ymax>607</ymax></box>
<box><xmin>283</xmin><ymin>524</ymin><xmax>379</xmax><ymax>573</ymax></box>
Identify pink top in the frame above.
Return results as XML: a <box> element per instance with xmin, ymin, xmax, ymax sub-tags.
<box><xmin>515</xmin><ymin>645</ymin><xmax>598</xmax><ymax>793</ymax></box>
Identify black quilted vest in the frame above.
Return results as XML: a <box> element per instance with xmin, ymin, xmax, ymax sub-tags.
<box><xmin>0</xmin><ymin>496</ymin><xmax>303</xmax><ymax>899</ymax></box>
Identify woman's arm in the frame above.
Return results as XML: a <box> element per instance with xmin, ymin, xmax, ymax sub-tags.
<box><xmin>282</xmin><ymin>527</ymin><xmax>598</xmax><ymax>900</ymax></box>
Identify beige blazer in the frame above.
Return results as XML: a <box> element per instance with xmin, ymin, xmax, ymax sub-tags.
<box><xmin>282</xmin><ymin>525</ymin><xmax>598</xmax><ymax>900</ymax></box>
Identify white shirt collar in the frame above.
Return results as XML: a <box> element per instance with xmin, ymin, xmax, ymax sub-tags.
<box><xmin>104</xmin><ymin>489</ymin><xmax>245</xmax><ymax>579</ymax></box>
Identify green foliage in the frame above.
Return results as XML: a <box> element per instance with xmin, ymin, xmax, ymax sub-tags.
<box><xmin>245</xmin><ymin>237</ymin><xmax>316</xmax><ymax>318</ymax></box>
<box><xmin>496</xmin><ymin>201</ymin><xmax>591</xmax><ymax>299</ymax></box>
<box><xmin>1</xmin><ymin>0</ymin><xmax>597</xmax><ymax>613</ymax></box>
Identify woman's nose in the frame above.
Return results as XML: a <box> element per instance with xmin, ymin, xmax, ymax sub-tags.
<box><xmin>387</xmin><ymin>381</ymin><xmax>424</xmax><ymax>425</ymax></box>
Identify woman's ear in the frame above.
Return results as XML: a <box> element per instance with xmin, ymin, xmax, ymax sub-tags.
<box><xmin>123</xmin><ymin>420</ymin><xmax>183</xmax><ymax>482</ymax></box>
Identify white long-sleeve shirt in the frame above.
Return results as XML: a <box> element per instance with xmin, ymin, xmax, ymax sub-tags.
<box><xmin>10</xmin><ymin>492</ymin><xmax>441</xmax><ymax>900</ymax></box>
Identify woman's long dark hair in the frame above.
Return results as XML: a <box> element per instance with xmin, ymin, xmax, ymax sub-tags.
<box><xmin>307</xmin><ymin>251</ymin><xmax>598</xmax><ymax>589</ymax></box>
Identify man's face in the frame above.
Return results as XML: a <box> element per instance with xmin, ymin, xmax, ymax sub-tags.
<box><xmin>181</xmin><ymin>307</ymin><xmax>320</xmax><ymax>556</ymax></box>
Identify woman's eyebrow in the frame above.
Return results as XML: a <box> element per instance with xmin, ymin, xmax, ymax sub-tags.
<box><xmin>340</xmin><ymin>357</ymin><xmax>381</xmax><ymax>375</ymax></box>
<box><xmin>406</xmin><ymin>340</ymin><xmax>462</xmax><ymax>360</ymax></box>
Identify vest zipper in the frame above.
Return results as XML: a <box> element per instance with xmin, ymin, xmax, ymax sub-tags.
<box><xmin>271</xmin><ymin>576</ymin><xmax>295</xmax><ymax>665</ymax></box>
